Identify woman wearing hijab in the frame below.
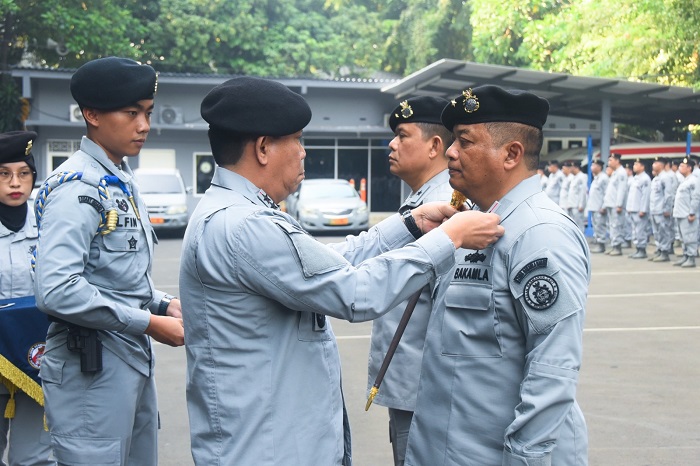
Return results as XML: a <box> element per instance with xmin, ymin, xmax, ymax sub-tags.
<box><xmin>0</xmin><ymin>130</ymin><xmax>54</xmax><ymax>466</ymax></box>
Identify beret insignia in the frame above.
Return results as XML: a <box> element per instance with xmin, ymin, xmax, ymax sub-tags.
<box><xmin>462</xmin><ymin>88</ymin><xmax>480</xmax><ymax>113</ymax></box>
<box><xmin>25</xmin><ymin>140</ymin><xmax>33</xmax><ymax>156</ymax></box>
<box><xmin>399</xmin><ymin>100</ymin><xmax>414</xmax><ymax>119</ymax></box>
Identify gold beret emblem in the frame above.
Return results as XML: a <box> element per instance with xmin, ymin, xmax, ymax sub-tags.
<box><xmin>399</xmin><ymin>100</ymin><xmax>414</xmax><ymax>119</ymax></box>
<box><xmin>154</xmin><ymin>72</ymin><xmax>159</xmax><ymax>95</ymax></box>
<box><xmin>25</xmin><ymin>140</ymin><xmax>33</xmax><ymax>156</ymax></box>
<box><xmin>462</xmin><ymin>88</ymin><xmax>479</xmax><ymax>113</ymax></box>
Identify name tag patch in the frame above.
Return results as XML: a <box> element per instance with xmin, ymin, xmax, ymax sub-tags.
<box><xmin>78</xmin><ymin>196</ymin><xmax>104</xmax><ymax>213</ymax></box>
<box><xmin>523</xmin><ymin>275</ymin><xmax>559</xmax><ymax>310</ymax></box>
<box><xmin>513</xmin><ymin>258</ymin><xmax>548</xmax><ymax>283</ymax></box>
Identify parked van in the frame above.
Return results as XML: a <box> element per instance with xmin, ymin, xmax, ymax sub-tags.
<box><xmin>133</xmin><ymin>168</ymin><xmax>190</xmax><ymax>232</ymax></box>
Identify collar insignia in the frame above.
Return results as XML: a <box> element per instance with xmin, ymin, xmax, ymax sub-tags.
<box><xmin>462</xmin><ymin>88</ymin><xmax>479</xmax><ymax>113</ymax></box>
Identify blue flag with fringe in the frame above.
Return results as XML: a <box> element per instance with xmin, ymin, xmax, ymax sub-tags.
<box><xmin>0</xmin><ymin>296</ymin><xmax>49</xmax><ymax>413</ymax></box>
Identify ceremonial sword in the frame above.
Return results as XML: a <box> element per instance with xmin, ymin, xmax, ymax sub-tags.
<box><xmin>365</xmin><ymin>190</ymin><xmax>468</xmax><ymax>410</ymax></box>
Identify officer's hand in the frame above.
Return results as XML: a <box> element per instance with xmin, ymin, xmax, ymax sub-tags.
<box><xmin>599</xmin><ymin>209</ymin><xmax>606</xmax><ymax>215</ymax></box>
<box><xmin>166</xmin><ymin>298</ymin><xmax>183</xmax><ymax>319</ymax></box>
<box><xmin>411</xmin><ymin>202</ymin><xmax>458</xmax><ymax>234</ymax></box>
<box><xmin>439</xmin><ymin>211</ymin><xmax>504</xmax><ymax>250</ymax></box>
<box><xmin>616</xmin><ymin>206</ymin><xmax>623</xmax><ymax>213</ymax></box>
<box><xmin>689</xmin><ymin>214</ymin><xmax>696</xmax><ymax>223</ymax></box>
<box><xmin>145</xmin><ymin>315</ymin><xmax>185</xmax><ymax>347</ymax></box>
<box><xmin>639</xmin><ymin>212</ymin><xmax>646</xmax><ymax>218</ymax></box>
<box><xmin>663</xmin><ymin>211</ymin><xmax>671</xmax><ymax>217</ymax></box>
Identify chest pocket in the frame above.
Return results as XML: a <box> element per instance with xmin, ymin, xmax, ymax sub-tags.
<box><xmin>441</xmin><ymin>285</ymin><xmax>501</xmax><ymax>358</ymax></box>
<box><xmin>102</xmin><ymin>229</ymin><xmax>142</xmax><ymax>252</ymax></box>
<box><xmin>297</xmin><ymin>311</ymin><xmax>332</xmax><ymax>342</ymax></box>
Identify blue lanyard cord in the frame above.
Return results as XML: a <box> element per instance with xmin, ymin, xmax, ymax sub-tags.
<box><xmin>31</xmin><ymin>172</ymin><xmax>123</xmax><ymax>270</ymax></box>
<box><xmin>104</xmin><ymin>175</ymin><xmax>141</xmax><ymax>221</ymax></box>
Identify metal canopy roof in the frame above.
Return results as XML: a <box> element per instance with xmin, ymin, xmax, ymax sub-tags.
<box><xmin>381</xmin><ymin>59</ymin><xmax>700</xmax><ymax>128</ymax></box>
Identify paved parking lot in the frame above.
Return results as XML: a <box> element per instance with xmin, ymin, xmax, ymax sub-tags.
<box><xmin>151</xmin><ymin>236</ymin><xmax>700</xmax><ymax>465</ymax></box>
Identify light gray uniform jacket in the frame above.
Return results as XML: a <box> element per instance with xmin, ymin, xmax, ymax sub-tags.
<box><xmin>673</xmin><ymin>174</ymin><xmax>700</xmax><ymax>219</ymax></box>
<box><xmin>650</xmin><ymin>171</ymin><xmax>675</xmax><ymax>215</ymax></box>
<box><xmin>367</xmin><ymin>170</ymin><xmax>452</xmax><ymax>411</ymax></box>
<box><xmin>585</xmin><ymin>171</ymin><xmax>608</xmax><ymax>213</ymax></box>
<box><xmin>603</xmin><ymin>166</ymin><xmax>627</xmax><ymax>209</ymax></box>
<box><xmin>544</xmin><ymin>170</ymin><xmax>564</xmax><ymax>204</ymax></box>
<box><xmin>180</xmin><ymin>167</ymin><xmax>457</xmax><ymax>466</ymax></box>
<box><xmin>405</xmin><ymin>175</ymin><xmax>590</xmax><ymax>466</ymax></box>
<box><xmin>626</xmin><ymin>172</ymin><xmax>651</xmax><ymax>213</ymax></box>
<box><xmin>34</xmin><ymin>137</ymin><xmax>165</xmax><ymax>465</ymax></box>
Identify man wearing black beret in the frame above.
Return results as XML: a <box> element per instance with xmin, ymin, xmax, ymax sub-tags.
<box><xmin>672</xmin><ymin>157</ymin><xmax>700</xmax><ymax>267</ymax></box>
<box><xmin>368</xmin><ymin>96</ymin><xmax>454</xmax><ymax>466</ymax></box>
<box><xmin>585</xmin><ymin>159</ymin><xmax>610</xmax><ymax>253</ymax></box>
<box><xmin>405</xmin><ymin>85</ymin><xmax>590</xmax><ymax>466</ymax></box>
<box><xmin>179</xmin><ymin>77</ymin><xmax>503</xmax><ymax>466</ymax></box>
<box><xmin>649</xmin><ymin>156</ymin><xmax>676</xmax><ymax>262</ymax></box>
<box><xmin>33</xmin><ymin>57</ymin><xmax>184</xmax><ymax>466</ymax></box>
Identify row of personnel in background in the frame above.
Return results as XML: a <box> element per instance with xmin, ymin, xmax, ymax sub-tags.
<box><xmin>1</xmin><ymin>56</ymin><xmax>590</xmax><ymax>466</ymax></box>
<box><xmin>581</xmin><ymin>154</ymin><xmax>699</xmax><ymax>268</ymax></box>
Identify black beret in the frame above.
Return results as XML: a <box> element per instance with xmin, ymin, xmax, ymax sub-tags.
<box><xmin>71</xmin><ymin>57</ymin><xmax>157</xmax><ymax>110</ymax></box>
<box><xmin>682</xmin><ymin>157</ymin><xmax>696</xmax><ymax>168</ymax></box>
<box><xmin>389</xmin><ymin>96</ymin><xmax>450</xmax><ymax>132</ymax></box>
<box><xmin>610</xmin><ymin>153</ymin><xmax>622</xmax><ymax>161</ymax></box>
<box><xmin>0</xmin><ymin>131</ymin><xmax>37</xmax><ymax>164</ymax></box>
<box><xmin>201</xmin><ymin>77</ymin><xmax>311</xmax><ymax>136</ymax></box>
<box><xmin>441</xmin><ymin>85</ymin><xmax>549</xmax><ymax>131</ymax></box>
<box><xmin>653</xmin><ymin>156</ymin><xmax>668</xmax><ymax>164</ymax></box>
<box><xmin>593</xmin><ymin>159</ymin><xmax>605</xmax><ymax>167</ymax></box>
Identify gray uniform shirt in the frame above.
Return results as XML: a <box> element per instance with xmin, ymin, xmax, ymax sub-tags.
<box><xmin>367</xmin><ymin>170</ymin><xmax>452</xmax><ymax>411</ymax></box>
<box><xmin>673</xmin><ymin>174</ymin><xmax>700</xmax><ymax>218</ymax></box>
<box><xmin>180</xmin><ymin>167</ymin><xmax>457</xmax><ymax>466</ymax></box>
<box><xmin>626</xmin><ymin>171</ymin><xmax>651</xmax><ymax>213</ymax></box>
<box><xmin>603</xmin><ymin>166</ymin><xmax>627</xmax><ymax>208</ymax></box>
<box><xmin>544</xmin><ymin>170</ymin><xmax>564</xmax><ymax>204</ymax></box>
<box><xmin>649</xmin><ymin>171</ymin><xmax>675</xmax><ymax>215</ymax></box>
<box><xmin>568</xmin><ymin>172</ymin><xmax>588</xmax><ymax>211</ymax></box>
<box><xmin>406</xmin><ymin>175</ymin><xmax>590</xmax><ymax>466</ymax></box>
<box><xmin>559</xmin><ymin>173</ymin><xmax>573</xmax><ymax>209</ymax></box>
<box><xmin>585</xmin><ymin>171</ymin><xmax>608</xmax><ymax>212</ymax></box>
<box><xmin>34</xmin><ymin>137</ymin><xmax>163</xmax><ymax>378</ymax></box>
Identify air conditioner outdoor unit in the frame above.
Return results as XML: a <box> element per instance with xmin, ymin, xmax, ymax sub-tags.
<box><xmin>69</xmin><ymin>104</ymin><xmax>84</xmax><ymax>123</ymax></box>
<box><xmin>159</xmin><ymin>106</ymin><xmax>184</xmax><ymax>125</ymax></box>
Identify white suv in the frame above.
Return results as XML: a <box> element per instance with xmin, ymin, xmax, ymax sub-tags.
<box><xmin>133</xmin><ymin>168</ymin><xmax>190</xmax><ymax>232</ymax></box>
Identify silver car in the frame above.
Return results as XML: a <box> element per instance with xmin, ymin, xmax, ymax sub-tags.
<box><xmin>134</xmin><ymin>168</ymin><xmax>190</xmax><ymax>233</ymax></box>
<box><xmin>286</xmin><ymin>179</ymin><xmax>369</xmax><ymax>235</ymax></box>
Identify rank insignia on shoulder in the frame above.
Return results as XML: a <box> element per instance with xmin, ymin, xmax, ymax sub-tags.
<box><xmin>462</xmin><ymin>88</ymin><xmax>480</xmax><ymax>113</ymax></box>
<box><xmin>399</xmin><ymin>100</ymin><xmax>414</xmax><ymax>118</ymax></box>
<box><xmin>78</xmin><ymin>195</ymin><xmax>105</xmax><ymax>213</ymax></box>
<box><xmin>523</xmin><ymin>274</ymin><xmax>558</xmax><ymax>310</ymax></box>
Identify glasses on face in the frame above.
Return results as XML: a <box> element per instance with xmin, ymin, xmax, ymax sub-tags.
<box><xmin>0</xmin><ymin>169</ymin><xmax>33</xmax><ymax>183</ymax></box>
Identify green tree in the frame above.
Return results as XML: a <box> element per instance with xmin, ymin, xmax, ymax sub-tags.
<box><xmin>383</xmin><ymin>0</ymin><xmax>472</xmax><ymax>74</ymax></box>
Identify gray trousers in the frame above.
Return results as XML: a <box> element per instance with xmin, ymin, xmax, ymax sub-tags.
<box><xmin>629</xmin><ymin>213</ymin><xmax>651</xmax><ymax>248</ymax></box>
<box><xmin>651</xmin><ymin>214</ymin><xmax>673</xmax><ymax>252</ymax></box>
<box><xmin>41</xmin><ymin>345</ymin><xmax>158</xmax><ymax>466</ymax></box>
<box><xmin>676</xmin><ymin>217</ymin><xmax>699</xmax><ymax>257</ymax></box>
<box><xmin>608</xmin><ymin>208</ymin><xmax>626</xmax><ymax>247</ymax></box>
<box><xmin>388</xmin><ymin>408</ymin><xmax>413</xmax><ymax>466</ymax></box>
<box><xmin>0</xmin><ymin>390</ymin><xmax>54</xmax><ymax>466</ymax></box>
<box><xmin>570</xmin><ymin>208</ymin><xmax>586</xmax><ymax>233</ymax></box>
<box><xmin>590</xmin><ymin>210</ymin><xmax>608</xmax><ymax>244</ymax></box>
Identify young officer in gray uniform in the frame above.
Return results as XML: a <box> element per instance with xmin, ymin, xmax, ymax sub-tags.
<box><xmin>567</xmin><ymin>161</ymin><xmax>588</xmax><ymax>232</ymax></box>
<box><xmin>33</xmin><ymin>57</ymin><xmax>185</xmax><ymax>466</ymax></box>
<box><xmin>0</xmin><ymin>132</ymin><xmax>54</xmax><ymax>466</ymax></box>
<box><xmin>603</xmin><ymin>153</ymin><xmax>628</xmax><ymax>256</ymax></box>
<box><xmin>648</xmin><ymin>156</ymin><xmax>675</xmax><ymax>262</ymax></box>
<box><xmin>544</xmin><ymin>160</ymin><xmax>564</xmax><ymax>204</ymax></box>
<box><xmin>179</xmin><ymin>77</ymin><xmax>504</xmax><ymax>466</ymax></box>
<box><xmin>586</xmin><ymin>159</ymin><xmax>609</xmax><ymax>253</ymax></box>
<box><xmin>626</xmin><ymin>158</ymin><xmax>652</xmax><ymax>258</ymax></box>
<box><xmin>672</xmin><ymin>157</ymin><xmax>700</xmax><ymax>267</ymax></box>
<box><xmin>367</xmin><ymin>96</ymin><xmax>453</xmax><ymax>466</ymax></box>
<box><xmin>405</xmin><ymin>85</ymin><xmax>590</xmax><ymax>466</ymax></box>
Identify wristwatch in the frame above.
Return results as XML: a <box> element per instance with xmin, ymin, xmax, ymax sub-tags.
<box><xmin>402</xmin><ymin>209</ymin><xmax>423</xmax><ymax>240</ymax></box>
<box><xmin>158</xmin><ymin>294</ymin><xmax>176</xmax><ymax>316</ymax></box>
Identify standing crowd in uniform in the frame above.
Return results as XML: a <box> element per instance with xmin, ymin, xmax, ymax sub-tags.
<box><xmin>4</xmin><ymin>55</ymin><xmax>602</xmax><ymax>466</ymax></box>
<box><xmin>558</xmin><ymin>152</ymin><xmax>700</xmax><ymax>268</ymax></box>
